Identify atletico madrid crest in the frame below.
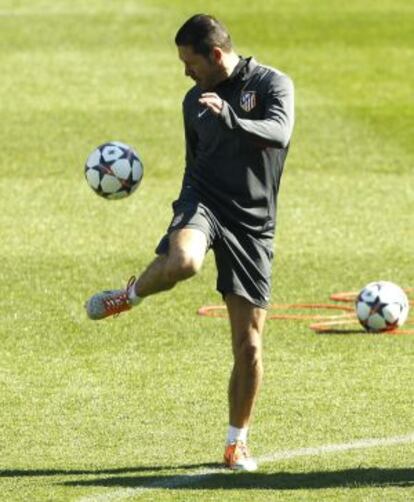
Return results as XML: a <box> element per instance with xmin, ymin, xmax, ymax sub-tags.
<box><xmin>240</xmin><ymin>91</ymin><xmax>257</xmax><ymax>112</ymax></box>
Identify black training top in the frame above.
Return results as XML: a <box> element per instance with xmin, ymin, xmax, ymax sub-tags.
<box><xmin>181</xmin><ymin>57</ymin><xmax>294</xmax><ymax>237</ymax></box>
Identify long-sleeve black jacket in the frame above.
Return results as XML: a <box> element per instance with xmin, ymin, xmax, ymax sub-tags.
<box><xmin>181</xmin><ymin>56</ymin><xmax>294</xmax><ymax>237</ymax></box>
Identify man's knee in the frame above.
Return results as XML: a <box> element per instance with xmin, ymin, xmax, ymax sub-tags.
<box><xmin>165</xmin><ymin>228</ymin><xmax>207</xmax><ymax>283</ymax></box>
<box><xmin>236</xmin><ymin>335</ymin><xmax>263</xmax><ymax>371</ymax></box>
<box><xmin>165</xmin><ymin>250</ymin><xmax>203</xmax><ymax>282</ymax></box>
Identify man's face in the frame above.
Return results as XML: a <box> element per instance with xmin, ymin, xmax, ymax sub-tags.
<box><xmin>178</xmin><ymin>45</ymin><xmax>222</xmax><ymax>90</ymax></box>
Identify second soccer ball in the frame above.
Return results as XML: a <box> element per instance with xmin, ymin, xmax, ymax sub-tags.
<box><xmin>355</xmin><ymin>281</ymin><xmax>409</xmax><ymax>332</ymax></box>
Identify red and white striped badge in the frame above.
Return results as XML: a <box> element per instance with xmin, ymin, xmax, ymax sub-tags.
<box><xmin>240</xmin><ymin>91</ymin><xmax>257</xmax><ymax>112</ymax></box>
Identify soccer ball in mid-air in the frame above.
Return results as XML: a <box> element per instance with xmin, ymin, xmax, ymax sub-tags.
<box><xmin>84</xmin><ymin>141</ymin><xmax>143</xmax><ymax>199</ymax></box>
<box><xmin>355</xmin><ymin>281</ymin><xmax>409</xmax><ymax>332</ymax></box>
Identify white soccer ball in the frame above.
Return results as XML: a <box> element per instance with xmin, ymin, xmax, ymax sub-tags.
<box><xmin>355</xmin><ymin>281</ymin><xmax>409</xmax><ymax>332</ymax></box>
<box><xmin>84</xmin><ymin>141</ymin><xmax>143</xmax><ymax>199</ymax></box>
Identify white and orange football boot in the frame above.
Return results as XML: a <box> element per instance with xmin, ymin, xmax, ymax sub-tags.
<box><xmin>85</xmin><ymin>276</ymin><xmax>138</xmax><ymax>320</ymax></box>
<box><xmin>224</xmin><ymin>440</ymin><xmax>258</xmax><ymax>472</ymax></box>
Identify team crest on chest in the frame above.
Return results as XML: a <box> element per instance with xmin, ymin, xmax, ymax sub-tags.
<box><xmin>240</xmin><ymin>91</ymin><xmax>257</xmax><ymax>112</ymax></box>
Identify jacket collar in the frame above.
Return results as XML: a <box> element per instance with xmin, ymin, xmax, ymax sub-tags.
<box><xmin>214</xmin><ymin>56</ymin><xmax>256</xmax><ymax>91</ymax></box>
<box><xmin>238</xmin><ymin>57</ymin><xmax>258</xmax><ymax>81</ymax></box>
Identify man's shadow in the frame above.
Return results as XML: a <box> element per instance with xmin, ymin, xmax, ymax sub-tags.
<box><xmin>60</xmin><ymin>467</ymin><xmax>414</xmax><ymax>490</ymax></box>
<box><xmin>2</xmin><ymin>465</ymin><xmax>413</xmax><ymax>490</ymax></box>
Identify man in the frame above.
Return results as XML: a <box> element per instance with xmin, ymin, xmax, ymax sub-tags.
<box><xmin>85</xmin><ymin>14</ymin><xmax>294</xmax><ymax>471</ymax></box>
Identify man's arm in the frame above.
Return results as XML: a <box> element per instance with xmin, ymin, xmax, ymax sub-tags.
<box><xmin>199</xmin><ymin>74</ymin><xmax>294</xmax><ymax>149</ymax></box>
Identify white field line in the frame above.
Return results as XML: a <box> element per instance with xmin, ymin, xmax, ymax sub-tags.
<box><xmin>77</xmin><ymin>431</ymin><xmax>414</xmax><ymax>502</ymax></box>
<box><xmin>259</xmin><ymin>432</ymin><xmax>414</xmax><ymax>463</ymax></box>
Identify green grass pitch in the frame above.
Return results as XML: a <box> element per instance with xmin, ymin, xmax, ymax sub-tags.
<box><xmin>0</xmin><ymin>0</ymin><xmax>413</xmax><ymax>500</ymax></box>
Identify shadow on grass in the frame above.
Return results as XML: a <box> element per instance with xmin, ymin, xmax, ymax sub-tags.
<box><xmin>60</xmin><ymin>468</ymin><xmax>414</xmax><ymax>490</ymax></box>
<box><xmin>315</xmin><ymin>330</ymin><xmax>366</xmax><ymax>335</ymax></box>
<box><xmin>0</xmin><ymin>463</ymin><xmax>221</xmax><ymax>478</ymax></box>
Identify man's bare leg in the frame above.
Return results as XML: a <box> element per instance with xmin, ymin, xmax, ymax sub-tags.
<box><xmin>226</xmin><ymin>294</ymin><xmax>266</xmax><ymax>428</ymax></box>
<box><xmin>134</xmin><ymin>228</ymin><xmax>207</xmax><ymax>297</ymax></box>
<box><xmin>223</xmin><ymin>293</ymin><xmax>266</xmax><ymax>471</ymax></box>
<box><xmin>85</xmin><ymin>228</ymin><xmax>207</xmax><ymax>319</ymax></box>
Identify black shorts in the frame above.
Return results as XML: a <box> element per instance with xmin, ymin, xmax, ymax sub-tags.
<box><xmin>155</xmin><ymin>189</ymin><xmax>274</xmax><ymax>309</ymax></box>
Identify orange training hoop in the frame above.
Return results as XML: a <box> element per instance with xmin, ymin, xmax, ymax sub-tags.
<box><xmin>197</xmin><ymin>288</ymin><xmax>414</xmax><ymax>335</ymax></box>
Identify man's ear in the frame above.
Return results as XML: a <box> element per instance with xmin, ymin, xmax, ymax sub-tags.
<box><xmin>211</xmin><ymin>47</ymin><xmax>224</xmax><ymax>64</ymax></box>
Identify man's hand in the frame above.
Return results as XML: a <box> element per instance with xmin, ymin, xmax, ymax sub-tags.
<box><xmin>198</xmin><ymin>93</ymin><xmax>224</xmax><ymax>115</ymax></box>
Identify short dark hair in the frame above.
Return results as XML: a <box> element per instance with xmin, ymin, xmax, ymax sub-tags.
<box><xmin>175</xmin><ymin>14</ymin><xmax>232</xmax><ymax>57</ymax></box>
